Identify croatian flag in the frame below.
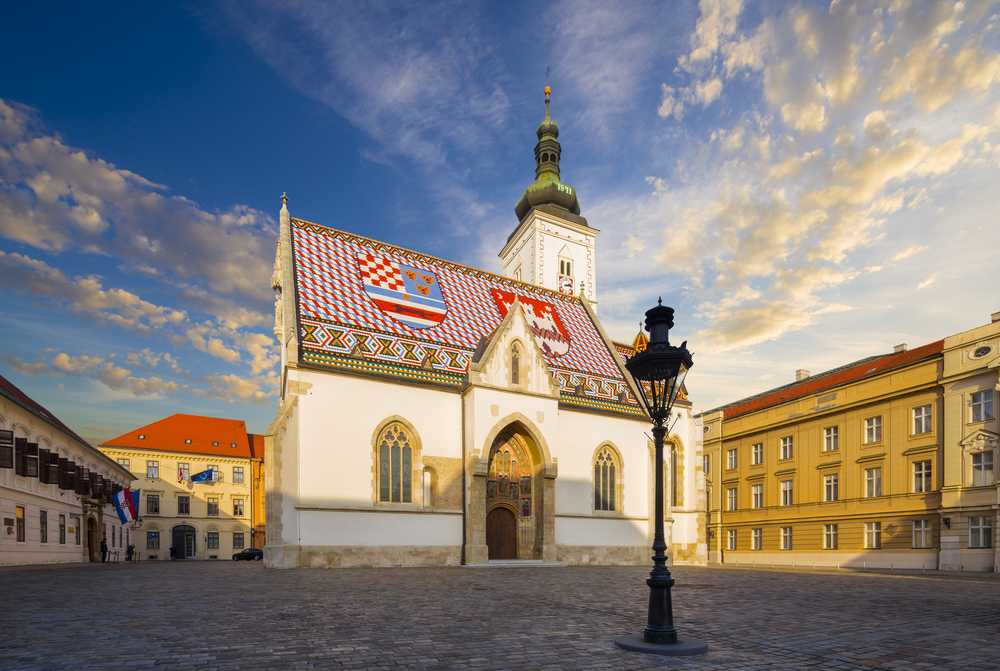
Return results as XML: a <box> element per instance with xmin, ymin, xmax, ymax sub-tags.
<box><xmin>113</xmin><ymin>488</ymin><xmax>140</xmax><ymax>525</ymax></box>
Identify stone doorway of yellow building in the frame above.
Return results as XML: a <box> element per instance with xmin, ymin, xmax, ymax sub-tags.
<box><xmin>172</xmin><ymin>525</ymin><xmax>197</xmax><ymax>559</ymax></box>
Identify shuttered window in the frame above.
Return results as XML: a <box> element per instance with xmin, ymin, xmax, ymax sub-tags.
<box><xmin>1</xmin><ymin>430</ymin><xmax>14</xmax><ymax>469</ymax></box>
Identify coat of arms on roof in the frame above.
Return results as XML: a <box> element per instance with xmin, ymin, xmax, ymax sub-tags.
<box><xmin>491</xmin><ymin>288</ymin><xmax>571</xmax><ymax>357</ymax></box>
<box><xmin>358</xmin><ymin>251</ymin><xmax>448</xmax><ymax>330</ymax></box>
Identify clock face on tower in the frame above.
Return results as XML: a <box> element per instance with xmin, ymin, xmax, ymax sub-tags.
<box><xmin>558</xmin><ymin>274</ymin><xmax>574</xmax><ymax>295</ymax></box>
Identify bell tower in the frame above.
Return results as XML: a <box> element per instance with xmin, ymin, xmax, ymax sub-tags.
<box><xmin>499</xmin><ymin>87</ymin><xmax>598</xmax><ymax>307</ymax></box>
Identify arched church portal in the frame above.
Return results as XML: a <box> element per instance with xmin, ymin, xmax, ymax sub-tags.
<box><xmin>485</xmin><ymin>430</ymin><xmax>540</xmax><ymax>560</ymax></box>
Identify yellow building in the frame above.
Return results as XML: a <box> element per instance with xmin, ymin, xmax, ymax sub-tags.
<box><xmin>700</xmin><ymin>340</ymin><xmax>945</xmax><ymax>570</ymax></box>
<box><xmin>98</xmin><ymin>414</ymin><xmax>264</xmax><ymax>560</ymax></box>
<box><xmin>939</xmin><ymin>313</ymin><xmax>999</xmax><ymax>572</ymax></box>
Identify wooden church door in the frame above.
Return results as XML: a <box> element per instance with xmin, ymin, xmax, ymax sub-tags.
<box><xmin>486</xmin><ymin>434</ymin><xmax>532</xmax><ymax>560</ymax></box>
<box><xmin>486</xmin><ymin>507</ymin><xmax>517</xmax><ymax>559</ymax></box>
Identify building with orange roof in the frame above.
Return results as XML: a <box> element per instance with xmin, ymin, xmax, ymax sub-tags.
<box><xmin>1</xmin><ymin>374</ymin><xmax>133</xmax><ymax>565</ymax></box>
<box><xmin>698</xmin><ymin>312</ymin><xmax>1000</xmax><ymax>572</ymax></box>
<box><xmin>98</xmin><ymin>414</ymin><xmax>264</xmax><ymax>561</ymax></box>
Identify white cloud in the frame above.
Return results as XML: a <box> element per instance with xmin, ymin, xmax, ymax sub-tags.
<box><xmin>916</xmin><ymin>272</ymin><xmax>940</xmax><ymax>290</ymax></box>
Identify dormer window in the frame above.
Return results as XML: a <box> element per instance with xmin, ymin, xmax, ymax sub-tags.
<box><xmin>137</xmin><ymin>434</ymin><xmax>145</xmax><ymax>440</ymax></box>
<box><xmin>184</xmin><ymin>439</ymin><xmax>192</xmax><ymax>444</ymax></box>
<box><xmin>212</xmin><ymin>441</ymin><xmax>219</xmax><ymax>447</ymax></box>
<box><xmin>231</xmin><ymin>443</ymin><xmax>237</xmax><ymax>448</ymax></box>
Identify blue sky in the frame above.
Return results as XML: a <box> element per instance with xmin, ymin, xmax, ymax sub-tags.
<box><xmin>1</xmin><ymin>1</ymin><xmax>999</xmax><ymax>442</ymax></box>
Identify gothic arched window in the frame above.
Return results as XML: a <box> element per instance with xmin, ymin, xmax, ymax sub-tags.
<box><xmin>378</xmin><ymin>424</ymin><xmax>413</xmax><ymax>503</ymax></box>
<box><xmin>594</xmin><ymin>446</ymin><xmax>621</xmax><ymax>512</ymax></box>
<box><xmin>511</xmin><ymin>344</ymin><xmax>520</xmax><ymax>385</ymax></box>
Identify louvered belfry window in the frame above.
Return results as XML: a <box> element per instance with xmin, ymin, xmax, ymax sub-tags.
<box><xmin>594</xmin><ymin>448</ymin><xmax>617</xmax><ymax>512</ymax></box>
<box><xmin>378</xmin><ymin>424</ymin><xmax>412</xmax><ymax>503</ymax></box>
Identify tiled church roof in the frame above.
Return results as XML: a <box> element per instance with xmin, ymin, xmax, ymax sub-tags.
<box><xmin>290</xmin><ymin>219</ymin><xmax>644</xmax><ymax>417</ymax></box>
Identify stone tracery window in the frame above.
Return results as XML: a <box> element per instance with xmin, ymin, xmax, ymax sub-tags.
<box><xmin>511</xmin><ymin>344</ymin><xmax>520</xmax><ymax>385</ymax></box>
<box><xmin>594</xmin><ymin>446</ymin><xmax>621</xmax><ymax>512</ymax></box>
<box><xmin>378</xmin><ymin>424</ymin><xmax>412</xmax><ymax>503</ymax></box>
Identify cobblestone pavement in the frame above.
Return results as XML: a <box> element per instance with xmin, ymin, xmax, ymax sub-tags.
<box><xmin>2</xmin><ymin>562</ymin><xmax>998</xmax><ymax>671</ymax></box>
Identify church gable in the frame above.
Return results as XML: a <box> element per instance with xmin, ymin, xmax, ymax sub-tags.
<box><xmin>289</xmin><ymin>219</ymin><xmax>643</xmax><ymax>418</ymax></box>
<box><xmin>468</xmin><ymin>300</ymin><xmax>560</xmax><ymax>397</ymax></box>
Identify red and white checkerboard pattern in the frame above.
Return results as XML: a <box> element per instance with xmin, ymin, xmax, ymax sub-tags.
<box><xmin>291</xmin><ymin>220</ymin><xmax>626</xmax><ymax>384</ymax></box>
<box><xmin>358</xmin><ymin>252</ymin><xmax>404</xmax><ymax>291</ymax></box>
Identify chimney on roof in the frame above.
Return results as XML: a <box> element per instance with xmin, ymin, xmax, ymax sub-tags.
<box><xmin>894</xmin><ymin>343</ymin><xmax>908</xmax><ymax>354</ymax></box>
<box><xmin>795</xmin><ymin>369</ymin><xmax>810</xmax><ymax>382</ymax></box>
<box><xmin>992</xmin><ymin>311</ymin><xmax>1000</xmax><ymax>323</ymax></box>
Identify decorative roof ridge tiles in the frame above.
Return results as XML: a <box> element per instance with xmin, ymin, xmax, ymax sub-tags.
<box><xmin>716</xmin><ymin>340</ymin><xmax>944</xmax><ymax>420</ymax></box>
<box><xmin>291</xmin><ymin>217</ymin><xmax>582</xmax><ymax>305</ymax></box>
<box><xmin>0</xmin><ymin>373</ymin><xmax>94</xmax><ymax>448</ymax></box>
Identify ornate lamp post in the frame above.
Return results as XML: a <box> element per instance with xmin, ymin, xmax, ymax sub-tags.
<box><xmin>615</xmin><ymin>299</ymin><xmax>707</xmax><ymax>656</ymax></box>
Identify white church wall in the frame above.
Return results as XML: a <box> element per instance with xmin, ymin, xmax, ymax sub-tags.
<box><xmin>299</xmin><ymin>510</ymin><xmax>462</xmax><ymax>546</ymax></box>
<box><xmin>293</xmin><ymin>370</ymin><xmax>462</xmax><ymax>508</ymax></box>
<box><xmin>555</xmin><ymin>516</ymin><xmax>647</xmax><ymax>547</ymax></box>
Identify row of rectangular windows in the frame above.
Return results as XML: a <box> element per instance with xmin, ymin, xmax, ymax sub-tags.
<box><xmin>715</xmin><ymin>395</ymin><xmax>995</xmax><ymax>473</ymax></box>
<box><xmin>723</xmin><ymin>458</ymin><xmax>995</xmax><ymax>510</ymax></box>
<box><xmin>121</xmin><ymin>460</ymin><xmax>245</xmax><ymax>484</ymax></box>
<box><xmin>144</xmin><ymin>495</ymin><xmax>244</xmax><ymax>517</ymax></box>
<box><xmin>144</xmin><ymin>531</ymin><xmax>244</xmax><ymax>549</ymax></box>
<box><xmin>727</xmin><ymin>518</ymin><xmax>992</xmax><ymax>551</ymax></box>
<box><xmin>6</xmin><ymin>507</ymin><xmax>134</xmax><ymax>548</ymax></box>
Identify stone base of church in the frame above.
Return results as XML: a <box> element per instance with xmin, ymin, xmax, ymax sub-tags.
<box><xmin>265</xmin><ymin>544</ymin><xmax>463</xmax><ymax>568</ymax></box>
<box><xmin>555</xmin><ymin>544</ymin><xmax>654</xmax><ymax>566</ymax></box>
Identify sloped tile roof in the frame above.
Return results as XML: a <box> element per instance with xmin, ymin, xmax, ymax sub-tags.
<box><xmin>715</xmin><ymin>340</ymin><xmax>944</xmax><ymax>420</ymax></box>
<box><xmin>291</xmin><ymin>219</ymin><xmax>643</xmax><ymax>417</ymax></box>
<box><xmin>100</xmin><ymin>413</ymin><xmax>255</xmax><ymax>459</ymax></box>
<box><xmin>0</xmin><ymin>373</ymin><xmax>91</xmax><ymax>447</ymax></box>
<box><xmin>249</xmin><ymin>433</ymin><xmax>264</xmax><ymax>459</ymax></box>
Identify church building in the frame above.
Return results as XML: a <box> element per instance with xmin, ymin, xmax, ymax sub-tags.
<box><xmin>264</xmin><ymin>88</ymin><xmax>705</xmax><ymax>568</ymax></box>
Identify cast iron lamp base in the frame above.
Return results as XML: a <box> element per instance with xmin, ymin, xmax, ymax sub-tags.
<box><xmin>614</xmin><ymin>634</ymin><xmax>708</xmax><ymax>656</ymax></box>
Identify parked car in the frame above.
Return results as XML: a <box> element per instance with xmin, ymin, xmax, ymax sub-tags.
<box><xmin>233</xmin><ymin>548</ymin><xmax>263</xmax><ymax>561</ymax></box>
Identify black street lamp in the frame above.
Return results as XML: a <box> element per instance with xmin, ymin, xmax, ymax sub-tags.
<box><xmin>615</xmin><ymin>299</ymin><xmax>707</xmax><ymax>656</ymax></box>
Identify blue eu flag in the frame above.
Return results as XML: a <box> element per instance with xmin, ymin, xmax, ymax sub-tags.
<box><xmin>190</xmin><ymin>469</ymin><xmax>214</xmax><ymax>483</ymax></box>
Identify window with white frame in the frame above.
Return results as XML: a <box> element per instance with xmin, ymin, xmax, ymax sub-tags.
<box><xmin>780</xmin><ymin>436</ymin><xmax>793</xmax><ymax>460</ymax></box>
<box><xmin>972</xmin><ymin>452</ymin><xmax>994</xmax><ymax>487</ymax></box>
<box><xmin>147</xmin><ymin>530</ymin><xmax>159</xmax><ymax>549</ymax></box>
<box><xmin>824</xmin><ymin>524</ymin><xmax>838</xmax><ymax>549</ymax></box>
<box><xmin>824</xmin><ymin>426</ymin><xmax>839</xmax><ymax>451</ymax></box>
<box><xmin>865</xmin><ymin>417</ymin><xmax>882</xmax><ymax>443</ymax></box>
<box><xmin>971</xmin><ymin>391</ymin><xmax>994</xmax><ymax>423</ymax></box>
<box><xmin>727</xmin><ymin>529</ymin><xmax>737</xmax><ymax>551</ymax></box>
<box><xmin>207</xmin><ymin>497</ymin><xmax>219</xmax><ymax>516</ymax></box>
<box><xmin>913</xmin><ymin>405</ymin><xmax>932</xmax><ymax>434</ymax></box>
<box><xmin>727</xmin><ymin>449</ymin><xmax>737</xmax><ymax>469</ymax></box>
<box><xmin>912</xmin><ymin>520</ymin><xmax>931</xmax><ymax>548</ymax></box>
<box><xmin>865</xmin><ymin>521</ymin><xmax>882</xmax><ymax>549</ymax></box>
<box><xmin>146</xmin><ymin>460</ymin><xmax>159</xmax><ymax>478</ymax></box>
<box><xmin>865</xmin><ymin>467</ymin><xmax>882</xmax><ymax>498</ymax></box>
<box><xmin>117</xmin><ymin>458</ymin><xmax>130</xmax><ymax>472</ymax></box>
<box><xmin>824</xmin><ymin>473</ymin><xmax>839</xmax><ymax>501</ymax></box>
<box><xmin>727</xmin><ymin>487</ymin><xmax>738</xmax><ymax>511</ymax></box>
<box><xmin>752</xmin><ymin>443</ymin><xmax>763</xmax><ymax>465</ymax></box>
<box><xmin>752</xmin><ymin>484</ymin><xmax>763</xmax><ymax>508</ymax></box>
<box><xmin>233</xmin><ymin>532</ymin><xmax>245</xmax><ymax>549</ymax></box>
<box><xmin>233</xmin><ymin>498</ymin><xmax>244</xmax><ymax>517</ymax></box>
<box><xmin>233</xmin><ymin>466</ymin><xmax>244</xmax><ymax>484</ymax></box>
<box><xmin>969</xmin><ymin>516</ymin><xmax>991</xmax><ymax>548</ymax></box>
<box><xmin>913</xmin><ymin>460</ymin><xmax>932</xmax><ymax>493</ymax></box>
<box><xmin>781</xmin><ymin>479</ymin><xmax>793</xmax><ymax>506</ymax></box>
<box><xmin>178</xmin><ymin>463</ymin><xmax>189</xmax><ymax>481</ymax></box>
<box><xmin>207</xmin><ymin>532</ymin><xmax>219</xmax><ymax>549</ymax></box>
<box><xmin>752</xmin><ymin>528</ymin><xmax>762</xmax><ymax>550</ymax></box>
<box><xmin>780</xmin><ymin>526</ymin><xmax>792</xmax><ymax>550</ymax></box>
<box><xmin>146</xmin><ymin>495</ymin><xmax>159</xmax><ymax>515</ymax></box>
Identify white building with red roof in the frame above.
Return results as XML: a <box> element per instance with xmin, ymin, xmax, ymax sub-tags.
<box><xmin>264</xmin><ymin>90</ymin><xmax>704</xmax><ymax>568</ymax></box>
<box><xmin>1</xmin><ymin>373</ymin><xmax>133</xmax><ymax>565</ymax></box>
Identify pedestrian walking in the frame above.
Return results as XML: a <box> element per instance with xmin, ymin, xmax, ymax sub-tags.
<box><xmin>169</xmin><ymin>545</ymin><xmax>176</xmax><ymax>561</ymax></box>
<box><xmin>100</xmin><ymin>537</ymin><xmax>108</xmax><ymax>563</ymax></box>
<box><xmin>126</xmin><ymin>544</ymin><xmax>134</xmax><ymax>562</ymax></box>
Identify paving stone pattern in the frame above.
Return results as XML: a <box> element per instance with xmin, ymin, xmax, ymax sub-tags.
<box><xmin>1</xmin><ymin>562</ymin><xmax>998</xmax><ymax>670</ymax></box>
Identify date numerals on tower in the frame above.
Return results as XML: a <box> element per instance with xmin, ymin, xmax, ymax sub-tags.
<box><xmin>556</xmin><ymin>183</ymin><xmax>574</xmax><ymax>194</ymax></box>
